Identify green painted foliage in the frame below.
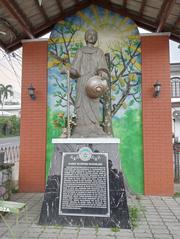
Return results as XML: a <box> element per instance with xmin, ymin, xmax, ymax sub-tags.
<box><xmin>46</xmin><ymin>107</ymin><xmax>64</xmax><ymax>177</ymax></box>
<box><xmin>113</xmin><ymin>108</ymin><xmax>144</xmax><ymax>194</ymax></box>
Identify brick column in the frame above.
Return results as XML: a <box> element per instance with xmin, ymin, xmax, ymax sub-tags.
<box><xmin>141</xmin><ymin>35</ymin><xmax>174</xmax><ymax>195</ymax></box>
<box><xmin>19</xmin><ymin>40</ymin><xmax>48</xmax><ymax>192</ymax></box>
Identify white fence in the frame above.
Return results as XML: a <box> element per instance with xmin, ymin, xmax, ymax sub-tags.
<box><xmin>0</xmin><ymin>145</ymin><xmax>19</xmax><ymax>164</ymax></box>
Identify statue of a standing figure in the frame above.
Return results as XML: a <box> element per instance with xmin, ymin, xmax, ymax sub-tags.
<box><xmin>70</xmin><ymin>29</ymin><xmax>109</xmax><ymax>137</ymax></box>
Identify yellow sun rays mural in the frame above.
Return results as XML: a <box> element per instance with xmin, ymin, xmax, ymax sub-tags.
<box><xmin>47</xmin><ymin>5</ymin><xmax>143</xmax><ymax>194</ymax></box>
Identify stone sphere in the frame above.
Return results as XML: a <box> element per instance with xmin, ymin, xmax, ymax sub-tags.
<box><xmin>86</xmin><ymin>76</ymin><xmax>108</xmax><ymax>99</ymax></box>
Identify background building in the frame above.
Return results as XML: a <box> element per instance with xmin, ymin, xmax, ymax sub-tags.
<box><xmin>171</xmin><ymin>63</ymin><xmax>180</xmax><ymax>142</ymax></box>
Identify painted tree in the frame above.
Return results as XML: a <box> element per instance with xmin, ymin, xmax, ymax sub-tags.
<box><xmin>48</xmin><ymin>21</ymin><xmax>83</xmax><ymax>110</ymax></box>
<box><xmin>102</xmin><ymin>39</ymin><xmax>141</xmax><ymax>135</ymax></box>
<box><xmin>111</xmin><ymin>40</ymin><xmax>141</xmax><ymax>114</ymax></box>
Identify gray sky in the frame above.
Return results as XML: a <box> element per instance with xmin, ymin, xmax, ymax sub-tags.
<box><xmin>0</xmin><ymin>48</ymin><xmax>22</xmax><ymax>100</ymax></box>
<box><xmin>169</xmin><ymin>40</ymin><xmax>180</xmax><ymax>63</ymax></box>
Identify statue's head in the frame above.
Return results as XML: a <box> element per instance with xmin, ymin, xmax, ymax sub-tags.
<box><xmin>85</xmin><ymin>29</ymin><xmax>98</xmax><ymax>45</ymax></box>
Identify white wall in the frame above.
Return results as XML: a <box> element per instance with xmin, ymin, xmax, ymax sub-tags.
<box><xmin>172</xmin><ymin>105</ymin><xmax>180</xmax><ymax>142</ymax></box>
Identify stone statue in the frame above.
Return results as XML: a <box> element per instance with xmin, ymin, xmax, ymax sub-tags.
<box><xmin>69</xmin><ymin>29</ymin><xmax>109</xmax><ymax>138</ymax></box>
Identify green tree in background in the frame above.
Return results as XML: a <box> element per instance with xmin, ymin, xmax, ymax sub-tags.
<box><xmin>0</xmin><ymin>115</ymin><xmax>20</xmax><ymax>137</ymax></box>
<box><xmin>0</xmin><ymin>84</ymin><xmax>13</xmax><ymax>115</ymax></box>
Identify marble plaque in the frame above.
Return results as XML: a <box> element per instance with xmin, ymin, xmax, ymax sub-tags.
<box><xmin>39</xmin><ymin>139</ymin><xmax>130</xmax><ymax>229</ymax></box>
<box><xmin>59</xmin><ymin>147</ymin><xmax>110</xmax><ymax>217</ymax></box>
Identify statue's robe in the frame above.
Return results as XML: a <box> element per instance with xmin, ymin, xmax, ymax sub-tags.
<box><xmin>70</xmin><ymin>46</ymin><xmax>108</xmax><ymax>137</ymax></box>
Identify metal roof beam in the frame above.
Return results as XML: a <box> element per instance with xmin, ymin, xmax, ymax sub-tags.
<box><xmin>0</xmin><ymin>0</ymin><xmax>34</xmax><ymax>38</ymax></box>
<box><xmin>56</xmin><ymin>0</ymin><xmax>63</xmax><ymax>13</ymax></box>
<box><xmin>139</xmin><ymin>0</ymin><xmax>147</xmax><ymax>17</ymax></box>
<box><xmin>0</xmin><ymin>17</ymin><xmax>19</xmax><ymax>38</ymax></box>
<box><xmin>171</xmin><ymin>33</ymin><xmax>180</xmax><ymax>43</ymax></box>
<box><xmin>0</xmin><ymin>39</ymin><xmax>7</xmax><ymax>51</ymax></box>
<box><xmin>94</xmin><ymin>0</ymin><xmax>126</xmax><ymax>14</ymax></box>
<box><xmin>172</xmin><ymin>16</ymin><xmax>180</xmax><ymax>31</ymax></box>
<box><xmin>95</xmin><ymin>0</ymin><xmax>154</xmax><ymax>27</ymax></box>
<box><xmin>123</xmin><ymin>0</ymin><xmax>127</xmax><ymax>8</ymax></box>
<box><xmin>156</xmin><ymin>0</ymin><xmax>175</xmax><ymax>32</ymax></box>
<box><xmin>3</xmin><ymin>0</ymin><xmax>180</xmax><ymax>52</ymax></box>
<box><xmin>33</xmin><ymin>0</ymin><xmax>90</xmax><ymax>35</ymax></box>
<box><xmin>3</xmin><ymin>0</ymin><xmax>90</xmax><ymax>48</ymax></box>
<box><xmin>34</xmin><ymin>0</ymin><xmax>49</xmax><ymax>21</ymax></box>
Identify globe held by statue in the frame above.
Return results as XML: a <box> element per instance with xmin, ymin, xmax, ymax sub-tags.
<box><xmin>86</xmin><ymin>75</ymin><xmax>108</xmax><ymax>99</ymax></box>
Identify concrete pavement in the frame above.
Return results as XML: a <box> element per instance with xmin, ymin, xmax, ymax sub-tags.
<box><xmin>0</xmin><ymin>193</ymin><xmax>180</xmax><ymax>239</ymax></box>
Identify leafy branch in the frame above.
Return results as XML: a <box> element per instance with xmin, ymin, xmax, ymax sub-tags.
<box><xmin>110</xmin><ymin>41</ymin><xmax>141</xmax><ymax>116</ymax></box>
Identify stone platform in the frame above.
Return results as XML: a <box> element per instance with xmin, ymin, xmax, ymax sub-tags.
<box><xmin>1</xmin><ymin>192</ymin><xmax>180</xmax><ymax>239</ymax></box>
<box><xmin>39</xmin><ymin>138</ymin><xmax>130</xmax><ymax>228</ymax></box>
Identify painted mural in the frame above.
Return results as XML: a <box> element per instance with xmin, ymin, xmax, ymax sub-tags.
<box><xmin>47</xmin><ymin>5</ymin><xmax>143</xmax><ymax>193</ymax></box>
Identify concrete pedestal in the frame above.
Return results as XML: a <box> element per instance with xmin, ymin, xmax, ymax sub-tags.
<box><xmin>39</xmin><ymin>138</ymin><xmax>130</xmax><ymax>228</ymax></box>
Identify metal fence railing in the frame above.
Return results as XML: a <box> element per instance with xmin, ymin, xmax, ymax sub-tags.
<box><xmin>174</xmin><ymin>143</ymin><xmax>180</xmax><ymax>183</ymax></box>
<box><xmin>0</xmin><ymin>145</ymin><xmax>19</xmax><ymax>164</ymax></box>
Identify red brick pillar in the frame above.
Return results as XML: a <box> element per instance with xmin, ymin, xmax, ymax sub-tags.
<box><xmin>19</xmin><ymin>40</ymin><xmax>48</xmax><ymax>192</ymax></box>
<box><xmin>141</xmin><ymin>34</ymin><xmax>174</xmax><ymax>196</ymax></box>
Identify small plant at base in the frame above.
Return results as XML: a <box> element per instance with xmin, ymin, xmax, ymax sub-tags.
<box><xmin>129</xmin><ymin>206</ymin><xmax>139</xmax><ymax>229</ymax></box>
<box><xmin>95</xmin><ymin>224</ymin><xmax>99</xmax><ymax>236</ymax></box>
<box><xmin>76</xmin><ymin>225</ymin><xmax>80</xmax><ymax>238</ymax></box>
<box><xmin>53</xmin><ymin>224</ymin><xmax>61</xmax><ymax>229</ymax></box>
<box><xmin>111</xmin><ymin>227</ymin><xmax>120</xmax><ymax>232</ymax></box>
<box><xmin>11</xmin><ymin>187</ymin><xmax>19</xmax><ymax>194</ymax></box>
<box><xmin>173</xmin><ymin>192</ymin><xmax>180</xmax><ymax>197</ymax></box>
